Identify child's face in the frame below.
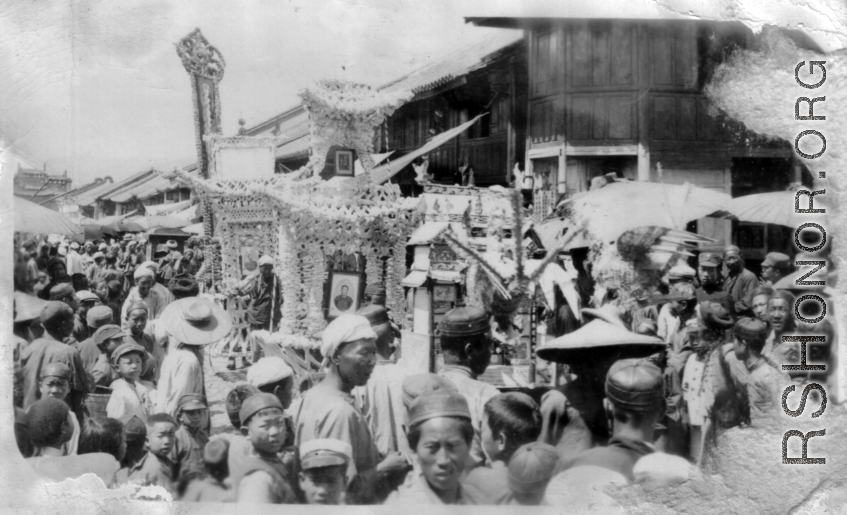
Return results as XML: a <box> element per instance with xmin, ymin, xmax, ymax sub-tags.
<box><xmin>117</xmin><ymin>352</ymin><xmax>143</xmax><ymax>382</ymax></box>
<box><xmin>127</xmin><ymin>309</ymin><xmax>148</xmax><ymax>336</ymax></box>
<box><xmin>39</xmin><ymin>377</ymin><xmax>70</xmax><ymax>401</ymax></box>
<box><xmin>299</xmin><ymin>466</ymin><xmax>346</xmax><ymax>505</ymax></box>
<box><xmin>480</xmin><ymin>412</ymin><xmax>502</xmax><ymax>462</ymax></box>
<box><xmin>146</xmin><ymin>422</ymin><xmax>176</xmax><ymax>456</ymax></box>
<box><xmin>242</xmin><ymin>408</ymin><xmax>286</xmax><ymax>454</ymax></box>
<box><xmin>179</xmin><ymin>408</ymin><xmax>207</xmax><ymax>430</ymax></box>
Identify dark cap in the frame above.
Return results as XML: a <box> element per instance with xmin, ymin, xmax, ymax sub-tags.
<box><xmin>94</xmin><ymin>324</ymin><xmax>126</xmax><ymax>345</ymax></box>
<box><xmin>605</xmin><ymin>358</ymin><xmax>663</xmax><ymax>411</ymax></box>
<box><xmin>226</xmin><ymin>384</ymin><xmax>260</xmax><ymax>418</ymax></box>
<box><xmin>508</xmin><ymin>443</ymin><xmax>559</xmax><ymax>494</ymax></box>
<box><xmin>438</xmin><ymin>306</ymin><xmax>489</xmax><ymax>337</ymax></box>
<box><xmin>40</xmin><ymin>301</ymin><xmax>74</xmax><ymax>325</ymax></box>
<box><xmin>39</xmin><ymin>362</ymin><xmax>71</xmax><ymax>381</ymax></box>
<box><xmin>48</xmin><ymin>283</ymin><xmax>75</xmax><ymax>300</ymax></box>
<box><xmin>723</xmin><ymin>245</ymin><xmax>741</xmax><ymax>256</ymax></box>
<box><xmin>169</xmin><ymin>276</ymin><xmax>199</xmax><ymax>297</ymax></box>
<box><xmin>125</xmin><ymin>301</ymin><xmax>148</xmax><ymax>316</ymax></box>
<box><xmin>47</xmin><ymin>257</ymin><xmax>66</xmax><ymax>270</ymax></box>
<box><xmin>300</xmin><ymin>439</ymin><xmax>352</xmax><ymax>470</ymax></box>
<box><xmin>110</xmin><ymin>342</ymin><xmax>145</xmax><ymax>364</ymax></box>
<box><xmin>239</xmin><ymin>392</ymin><xmax>284</xmax><ymax>425</ymax></box>
<box><xmin>204</xmin><ymin>439</ymin><xmax>230</xmax><ymax>466</ymax></box>
<box><xmin>697</xmin><ymin>253</ymin><xmax>722</xmax><ymax>268</ymax></box>
<box><xmin>178</xmin><ymin>393</ymin><xmax>207</xmax><ymax>412</ymax></box>
<box><xmin>408</xmin><ymin>389</ymin><xmax>471</xmax><ymax>427</ymax></box>
<box><xmin>762</xmin><ymin>252</ymin><xmax>791</xmax><ymax>269</ymax></box>
<box><xmin>402</xmin><ymin>373</ymin><xmax>458</xmax><ymax>409</ymax></box>
<box><xmin>125</xmin><ymin>415</ymin><xmax>147</xmax><ymax>442</ymax></box>
<box><xmin>699</xmin><ymin>301</ymin><xmax>734</xmax><ymax>329</ymax></box>
<box><xmin>356</xmin><ymin>304</ymin><xmax>390</xmax><ymax>326</ymax></box>
<box><xmin>734</xmin><ymin>317</ymin><xmax>769</xmax><ymax>341</ymax></box>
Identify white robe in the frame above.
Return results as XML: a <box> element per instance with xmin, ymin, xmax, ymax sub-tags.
<box><xmin>155</xmin><ymin>345</ymin><xmax>205</xmax><ymax>419</ymax></box>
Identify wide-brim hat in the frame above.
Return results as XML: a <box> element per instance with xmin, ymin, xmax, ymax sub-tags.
<box><xmin>537</xmin><ymin>319</ymin><xmax>665</xmax><ymax>364</ymax></box>
<box><xmin>158</xmin><ymin>297</ymin><xmax>233</xmax><ymax>345</ymax></box>
<box><xmin>14</xmin><ymin>291</ymin><xmax>48</xmax><ymax>323</ymax></box>
<box><xmin>580</xmin><ymin>304</ymin><xmax>627</xmax><ymax>328</ymax></box>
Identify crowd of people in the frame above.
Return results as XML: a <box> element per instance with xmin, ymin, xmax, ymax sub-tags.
<box><xmin>11</xmin><ymin>232</ymin><xmax>837</xmax><ymax>506</ymax></box>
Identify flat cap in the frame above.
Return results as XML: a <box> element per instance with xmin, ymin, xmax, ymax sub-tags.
<box><xmin>39</xmin><ymin>362</ymin><xmax>72</xmax><ymax>381</ymax></box>
<box><xmin>169</xmin><ymin>276</ymin><xmax>199</xmax><ymax>297</ymax></box>
<box><xmin>93</xmin><ymin>324</ymin><xmax>126</xmax><ymax>345</ymax></box>
<box><xmin>124</xmin><ymin>415</ymin><xmax>147</xmax><ymax>442</ymax></box>
<box><xmin>408</xmin><ymin>389</ymin><xmax>471</xmax><ymax>428</ymax></box>
<box><xmin>48</xmin><ymin>282</ymin><xmax>75</xmax><ymax>300</ymax></box>
<box><xmin>300</xmin><ymin>438</ymin><xmax>352</xmax><ymax>470</ymax></box>
<box><xmin>356</xmin><ymin>304</ymin><xmax>391</xmax><ymax>327</ymax></box>
<box><xmin>723</xmin><ymin>245</ymin><xmax>741</xmax><ymax>256</ymax></box>
<box><xmin>98</xmin><ymin>243</ymin><xmax>108</xmax><ymax>251</ymax></box>
<box><xmin>40</xmin><ymin>301</ymin><xmax>74</xmax><ymax>324</ymax></box>
<box><xmin>734</xmin><ymin>317</ymin><xmax>769</xmax><ymax>341</ymax></box>
<box><xmin>257</xmin><ymin>255</ymin><xmax>274</xmax><ymax>267</ymax></box>
<box><xmin>76</xmin><ymin>290</ymin><xmax>100</xmax><ymax>303</ymax></box>
<box><xmin>93</xmin><ymin>252</ymin><xmax>105</xmax><ymax>260</ymax></box>
<box><xmin>508</xmin><ymin>442</ymin><xmax>559</xmax><ymax>494</ymax></box>
<box><xmin>697</xmin><ymin>252</ymin><xmax>722</xmax><ymax>268</ymax></box>
<box><xmin>204</xmin><ymin>439</ymin><xmax>230</xmax><ymax>466</ymax></box>
<box><xmin>239</xmin><ymin>392</ymin><xmax>284</xmax><ymax>425</ymax></box>
<box><xmin>762</xmin><ymin>252</ymin><xmax>791</xmax><ymax>269</ymax></box>
<box><xmin>247</xmin><ymin>357</ymin><xmax>294</xmax><ymax>388</ymax></box>
<box><xmin>605</xmin><ymin>358</ymin><xmax>663</xmax><ymax>411</ymax></box>
<box><xmin>47</xmin><ymin>257</ymin><xmax>67</xmax><ymax>270</ymax></box>
<box><xmin>178</xmin><ymin>393</ymin><xmax>208</xmax><ymax>412</ymax></box>
<box><xmin>110</xmin><ymin>341</ymin><xmax>145</xmax><ymax>364</ymax></box>
<box><xmin>87</xmin><ymin>305</ymin><xmax>113</xmax><ymax>327</ymax></box>
<box><xmin>402</xmin><ymin>373</ymin><xmax>458</xmax><ymax>409</ymax></box>
<box><xmin>166</xmin><ymin>240</ymin><xmax>178</xmax><ymax>249</ymax></box>
<box><xmin>438</xmin><ymin>306</ymin><xmax>489</xmax><ymax>337</ymax></box>
<box><xmin>70</xmin><ymin>242</ymin><xmax>80</xmax><ymax>250</ymax></box>
<box><xmin>699</xmin><ymin>301</ymin><xmax>733</xmax><ymax>329</ymax></box>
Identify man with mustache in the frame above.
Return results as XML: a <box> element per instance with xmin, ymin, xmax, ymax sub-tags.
<box><xmin>294</xmin><ymin>314</ymin><xmax>408</xmax><ymax>504</ymax></box>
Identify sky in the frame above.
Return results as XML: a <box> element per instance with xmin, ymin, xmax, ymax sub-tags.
<box><xmin>0</xmin><ymin>0</ymin><xmax>513</xmax><ymax>185</ymax></box>
<box><xmin>0</xmin><ymin>0</ymin><xmax>843</xmax><ymax>186</ymax></box>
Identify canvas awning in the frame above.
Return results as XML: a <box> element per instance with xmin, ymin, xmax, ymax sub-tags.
<box><xmin>401</xmin><ymin>270</ymin><xmax>428</xmax><ymax>287</ymax></box>
<box><xmin>352</xmin><ymin>114</ymin><xmax>485</xmax><ymax>185</ymax></box>
<box><xmin>145</xmin><ymin>199</ymin><xmax>192</xmax><ymax>216</ymax></box>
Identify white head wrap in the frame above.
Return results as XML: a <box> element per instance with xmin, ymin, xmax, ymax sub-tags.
<box><xmin>141</xmin><ymin>260</ymin><xmax>159</xmax><ymax>271</ymax></box>
<box><xmin>247</xmin><ymin>357</ymin><xmax>294</xmax><ymax>387</ymax></box>
<box><xmin>321</xmin><ymin>314</ymin><xmax>377</xmax><ymax>362</ymax></box>
<box><xmin>134</xmin><ymin>267</ymin><xmax>155</xmax><ymax>280</ymax></box>
<box><xmin>258</xmin><ymin>255</ymin><xmax>275</xmax><ymax>267</ymax></box>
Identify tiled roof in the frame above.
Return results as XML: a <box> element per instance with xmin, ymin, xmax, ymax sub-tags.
<box><xmin>379</xmin><ymin>30</ymin><xmax>523</xmax><ymax>96</ymax></box>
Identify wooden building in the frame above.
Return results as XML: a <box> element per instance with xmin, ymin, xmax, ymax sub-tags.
<box><xmin>377</xmin><ymin>30</ymin><xmax>528</xmax><ymax>195</ymax></box>
<box><xmin>467</xmin><ymin>17</ymin><xmax>815</xmax><ymax>261</ymax></box>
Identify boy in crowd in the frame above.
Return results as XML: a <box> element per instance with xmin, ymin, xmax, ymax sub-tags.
<box><xmin>181</xmin><ymin>439</ymin><xmax>232</xmax><ymax>503</ymax></box>
<box><xmin>462</xmin><ymin>392</ymin><xmax>542</xmax><ymax>504</ymax></box>
<box><xmin>106</xmin><ymin>342</ymin><xmax>155</xmax><ymax>424</ymax></box>
<box><xmin>117</xmin><ymin>415</ymin><xmax>148</xmax><ymax>478</ymax></box>
<box><xmin>38</xmin><ymin>362</ymin><xmax>80</xmax><ymax>455</ymax></box>
<box><xmin>125</xmin><ymin>413</ymin><xmax>179</xmax><ymax>493</ymax></box>
<box><xmin>173</xmin><ymin>393</ymin><xmax>210</xmax><ymax>478</ymax></box>
<box><xmin>89</xmin><ymin>325</ymin><xmax>129</xmax><ymax>388</ymax></box>
<box><xmin>228</xmin><ymin>393</ymin><xmax>298</xmax><ymax>504</ymax></box>
<box><xmin>247</xmin><ymin>357</ymin><xmax>295</xmax><ymax>410</ymax></box>
<box><xmin>299</xmin><ymin>438</ymin><xmax>352</xmax><ymax>505</ymax></box>
<box><xmin>507</xmin><ymin>442</ymin><xmax>559</xmax><ymax>506</ymax></box>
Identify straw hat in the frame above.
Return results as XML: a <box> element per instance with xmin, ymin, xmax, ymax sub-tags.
<box><xmin>158</xmin><ymin>297</ymin><xmax>233</xmax><ymax>345</ymax></box>
<box><xmin>537</xmin><ymin>319</ymin><xmax>664</xmax><ymax>364</ymax></box>
<box><xmin>14</xmin><ymin>292</ymin><xmax>48</xmax><ymax>323</ymax></box>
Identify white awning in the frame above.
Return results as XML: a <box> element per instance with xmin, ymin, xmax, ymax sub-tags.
<box><xmin>430</xmin><ymin>269</ymin><xmax>463</xmax><ymax>283</ymax></box>
<box><xmin>401</xmin><ymin>270</ymin><xmax>428</xmax><ymax>287</ymax></box>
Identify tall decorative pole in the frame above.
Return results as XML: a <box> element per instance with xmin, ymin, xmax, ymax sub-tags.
<box><xmin>176</xmin><ymin>28</ymin><xmax>225</xmax><ymax>237</ymax></box>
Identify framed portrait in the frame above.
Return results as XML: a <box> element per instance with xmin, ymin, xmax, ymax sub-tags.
<box><xmin>335</xmin><ymin>149</ymin><xmax>354</xmax><ymax>176</ymax></box>
<box><xmin>240</xmin><ymin>246</ymin><xmax>259</xmax><ymax>277</ymax></box>
<box><xmin>327</xmin><ymin>271</ymin><xmax>361</xmax><ymax>318</ymax></box>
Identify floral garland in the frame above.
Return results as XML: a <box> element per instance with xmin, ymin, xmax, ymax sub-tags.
<box><xmin>251</xmin><ymin>330</ymin><xmax>319</xmax><ymax>350</ymax></box>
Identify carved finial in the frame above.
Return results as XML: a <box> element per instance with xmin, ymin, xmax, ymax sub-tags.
<box><xmin>468</xmin><ymin>167</ymin><xmax>475</xmax><ymax>187</ymax></box>
<box><xmin>238</xmin><ymin>118</ymin><xmax>246</xmax><ymax>135</ymax></box>
<box><xmin>433</xmin><ymin>198</ymin><xmax>441</xmax><ymax>213</ymax></box>
<box><xmin>176</xmin><ymin>28</ymin><xmax>226</xmax><ymax>81</ymax></box>
<box><xmin>474</xmin><ymin>194</ymin><xmax>483</xmax><ymax>217</ymax></box>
